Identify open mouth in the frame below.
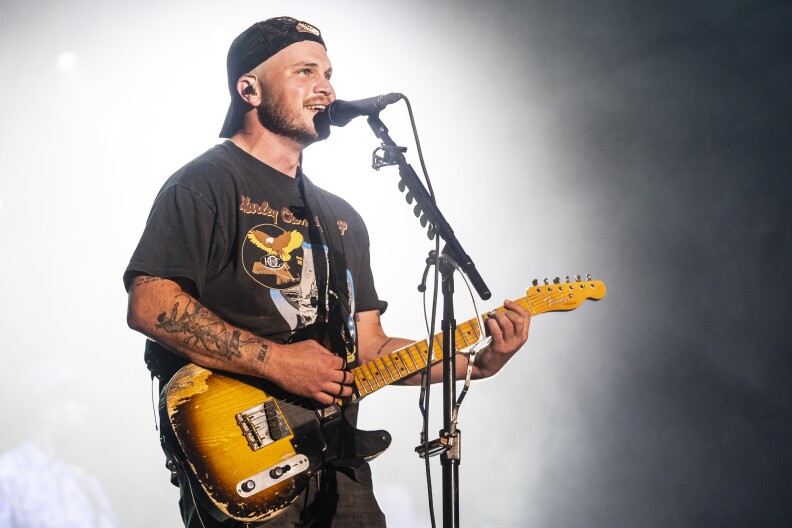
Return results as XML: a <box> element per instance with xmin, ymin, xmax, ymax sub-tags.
<box><xmin>305</xmin><ymin>105</ymin><xmax>327</xmax><ymax>112</ymax></box>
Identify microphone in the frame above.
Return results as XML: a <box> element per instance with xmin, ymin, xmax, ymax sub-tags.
<box><xmin>326</xmin><ymin>93</ymin><xmax>403</xmax><ymax>127</ymax></box>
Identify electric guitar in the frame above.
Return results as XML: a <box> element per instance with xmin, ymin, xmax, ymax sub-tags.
<box><xmin>165</xmin><ymin>276</ymin><xmax>606</xmax><ymax>522</ymax></box>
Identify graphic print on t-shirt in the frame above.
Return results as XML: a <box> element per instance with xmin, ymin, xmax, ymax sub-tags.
<box><xmin>269</xmin><ymin>245</ymin><xmax>323</xmax><ymax>329</ymax></box>
<box><xmin>243</xmin><ymin>224</ymin><xmax>304</xmax><ymax>288</ymax></box>
<box><xmin>242</xmin><ymin>223</ymin><xmax>321</xmax><ymax>330</ymax></box>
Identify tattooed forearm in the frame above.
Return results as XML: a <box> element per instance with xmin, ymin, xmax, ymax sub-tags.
<box><xmin>155</xmin><ymin>294</ymin><xmax>259</xmax><ymax>361</ymax></box>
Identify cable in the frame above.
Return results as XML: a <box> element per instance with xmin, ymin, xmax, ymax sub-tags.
<box><xmin>418</xmin><ymin>239</ymin><xmax>441</xmax><ymax>528</ymax></box>
<box><xmin>401</xmin><ymin>95</ymin><xmax>436</xmax><ymax>200</ymax></box>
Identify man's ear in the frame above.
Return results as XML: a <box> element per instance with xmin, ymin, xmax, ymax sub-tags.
<box><xmin>237</xmin><ymin>74</ymin><xmax>261</xmax><ymax>105</ymax></box>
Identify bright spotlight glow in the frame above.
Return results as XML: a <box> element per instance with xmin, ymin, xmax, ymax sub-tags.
<box><xmin>105</xmin><ymin>118</ymin><xmax>125</xmax><ymax>138</ymax></box>
<box><xmin>56</xmin><ymin>51</ymin><xmax>78</xmax><ymax>72</ymax></box>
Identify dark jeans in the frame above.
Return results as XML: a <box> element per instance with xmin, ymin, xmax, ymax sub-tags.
<box><xmin>158</xmin><ymin>388</ymin><xmax>386</xmax><ymax>528</ymax></box>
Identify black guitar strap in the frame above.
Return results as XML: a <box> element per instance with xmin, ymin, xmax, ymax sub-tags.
<box><xmin>296</xmin><ymin>171</ymin><xmax>358</xmax><ymax>368</ymax></box>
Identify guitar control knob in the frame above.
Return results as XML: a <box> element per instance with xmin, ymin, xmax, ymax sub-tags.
<box><xmin>270</xmin><ymin>464</ymin><xmax>292</xmax><ymax>479</ymax></box>
<box><xmin>241</xmin><ymin>480</ymin><xmax>256</xmax><ymax>492</ymax></box>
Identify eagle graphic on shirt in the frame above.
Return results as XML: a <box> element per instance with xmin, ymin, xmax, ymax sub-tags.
<box><xmin>243</xmin><ymin>225</ymin><xmax>304</xmax><ymax>286</ymax></box>
<box><xmin>247</xmin><ymin>229</ymin><xmax>304</xmax><ymax>262</ymax></box>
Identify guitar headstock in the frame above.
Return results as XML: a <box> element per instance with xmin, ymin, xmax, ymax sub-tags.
<box><xmin>525</xmin><ymin>275</ymin><xmax>606</xmax><ymax>315</ymax></box>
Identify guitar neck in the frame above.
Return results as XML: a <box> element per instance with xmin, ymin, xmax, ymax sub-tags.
<box><xmin>348</xmin><ymin>278</ymin><xmax>605</xmax><ymax>400</ymax></box>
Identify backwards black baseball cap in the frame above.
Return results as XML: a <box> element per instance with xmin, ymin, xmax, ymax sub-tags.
<box><xmin>219</xmin><ymin>17</ymin><xmax>326</xmax><ymax>138</ymax></box>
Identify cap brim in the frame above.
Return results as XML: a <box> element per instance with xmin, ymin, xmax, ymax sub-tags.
<box><xmin>219</xmin><ymin>99</ymin><xmax>246</xmax><ymax>138</ymax></box>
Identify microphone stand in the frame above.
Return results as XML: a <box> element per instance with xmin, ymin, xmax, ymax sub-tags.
<box><xmin>366</xmin><ymin>115</ymin><xmax>491</xmax><ymax>528</ymax></box>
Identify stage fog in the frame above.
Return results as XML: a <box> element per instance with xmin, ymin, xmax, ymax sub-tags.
<box><xmin>1</xmin><ymin>1</ymin><xmax>789</xmax><ymax>526</ymax></box>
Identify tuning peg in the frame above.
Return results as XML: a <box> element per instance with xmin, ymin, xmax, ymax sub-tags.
<box><xmin>575</xmin><ymin>275</ymin><xmax>581</xmax><ymax>282</ymax></box>
<box><xmin>398</xmin><ymin>180</ymin><xmax>406</xmax><ymax>192</ymax></box>
<box><xmin>586</xmin><ymin>273</ymin><xmax>592</xmax><ymax>281</ymax></box>
<box><xmin>543</xmin><ymin>278</ymin><xmax>549</xmax><ymax>285</ymax></box>
<box><xmin>405</xmin><ymin>192</ymin><xmax>414</xmax><ymax>204</ymax></box>
<box><xmin>532</xmin><ymin>279</ymin><xmax>539</xmax><ymax>286</ymax></box>
<box><xmin>565</xmin><ymin>276</ymin><xmax>570</xmax><ymax>283</ymax></box>
<box><xmin>553</xmin><ymin>277</ymin><xmax>560</xmax><ymax>284</ymax></box>
<box><xmin>420</xmin><ymin>214</ymin><xmax>428</xmax><ymax>227</ymax></box>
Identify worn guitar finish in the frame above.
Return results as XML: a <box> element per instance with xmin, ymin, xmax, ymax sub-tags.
<box><xmin>166</xmin><ymin>277</ymin><xmax>606</xmax><ymax>522</ymax></box>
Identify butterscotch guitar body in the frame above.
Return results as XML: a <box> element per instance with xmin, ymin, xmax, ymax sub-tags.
<box><xmin>166</xmin><ymin>363</ymin><xmax>390</xmax><ymax>522</ymax></box>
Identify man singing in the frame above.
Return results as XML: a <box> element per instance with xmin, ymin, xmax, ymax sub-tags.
<box><xmin>125</xmin><ymin>16</ymin><xmax>529</xmax><ymax>527</ymax></box>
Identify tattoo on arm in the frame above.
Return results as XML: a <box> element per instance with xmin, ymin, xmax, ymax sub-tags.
<box><xmin>257</xmin><ymin>343</ymin><xmax>269</xmax><ymax>364</ymax></box>
<box><xmin>376</xmin><ymin>337</ymin><xmax>394</xmax><ymax>357</ymax></box>
<box><xmin>134</xmin><ymin>275</ymin><xmax>165</xmax><ymax>286</ymax></box>
<box><xmin>155</xmin><ymin>294</ymin><xmax>261</xmax><ymax>361</ymax></box>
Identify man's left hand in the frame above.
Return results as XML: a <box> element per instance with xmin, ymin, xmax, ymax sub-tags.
<box><xmin>474</xmin><ymin>299</ymin><xmax>531</xmax><ymax>378</ymax></box>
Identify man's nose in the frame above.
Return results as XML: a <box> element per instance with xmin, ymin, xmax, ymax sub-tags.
<box><xmin>315</xmin><ymin>77</ymin><xmax>334</xmax><ymax>99</ymax></box>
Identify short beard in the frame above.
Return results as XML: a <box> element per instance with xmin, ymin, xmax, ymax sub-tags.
<box><xmin>256</xmin><ymin>98</ymin><xmax>331</xmax><ymax>147</ymax></box>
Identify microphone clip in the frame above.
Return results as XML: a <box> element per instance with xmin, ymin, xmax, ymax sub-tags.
<box><xmin>371</xmin><ymin>144</ymin><xmax>408</xmax><ymax>171</ymax></box>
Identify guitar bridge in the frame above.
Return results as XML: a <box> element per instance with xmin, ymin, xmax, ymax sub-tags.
<box><xmin>236</xmin><ymin>399</ymin><xmax>291</xmax><ymax>451</ymax></box>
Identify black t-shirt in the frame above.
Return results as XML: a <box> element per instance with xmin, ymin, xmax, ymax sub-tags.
<box><xmin>124</xmin><ymin>141</ymin><xmax>385</xmax><ymax>381</ymax></box>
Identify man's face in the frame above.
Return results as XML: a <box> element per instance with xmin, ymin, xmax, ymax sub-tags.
<box><xmin>256</xmin><ymin>41</ymin><xmax>335</xmax><ymax>146</ymax></box>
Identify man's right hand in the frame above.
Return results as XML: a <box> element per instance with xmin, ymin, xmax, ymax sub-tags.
<box><xmin>265</xmin><ymin>340</ymin><xmax>355</xmax><ymax>405</ymax></box>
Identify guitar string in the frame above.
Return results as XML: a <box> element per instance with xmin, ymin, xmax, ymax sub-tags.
<box><xmin>218</xmin><ymin>284</ymin><xmax>602</xmax><ymax>432</ymax></box>
<box><xmin>297</xmin><ymin>285</ymin><xmax>595</xmax><ymax>396</ymax></box>
<box><xmin>236</xmin><ymin>323</ymin><xmax>473</xmax><ymax>426</ymax></box>
<box><xmin>230</xmin><ymin>318</ymin><xmax>477</xmax><ymax>426</ymax></box>
<box><xmin>229</xmin><ymin>338</ymin><xmax>443</xmax><ymax>426</ymax></box>
<box><xmin>345</xmin><ymin>283</ymin><xmax>602</xmax><ymax>397</ymax></box>
<box><xmin>275</xmin><ymin>285</ymin><xmax>597</xmax><ymax>406</ymax></box>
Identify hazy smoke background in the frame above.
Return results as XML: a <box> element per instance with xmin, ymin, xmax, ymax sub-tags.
<box><xmin>1</xmin><ymin>0</ymin><xmax>790</xmax><ymax>526</ymax></box>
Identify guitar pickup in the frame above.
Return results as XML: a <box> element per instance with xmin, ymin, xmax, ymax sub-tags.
<box><xmin>236</xmin><ymin>454</ymin><xmax>310</xmax><ymax>498</ymax></box>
